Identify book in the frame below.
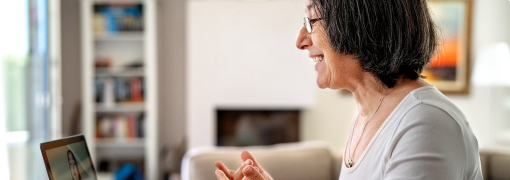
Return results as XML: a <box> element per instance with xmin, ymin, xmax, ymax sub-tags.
<box><xmin>93</xmin><ymin>4</ymin><xmax>144</xmax><ymax>35</ymax></box>
<box><xmin>96</xmin><ymin>113</ymin><xmax>144</xmax><ymax>139</ymax></box>
<box><xmin>94</xmin><ymin>76</ymin><xmax>145</xmax><ymax>103</ymax></box>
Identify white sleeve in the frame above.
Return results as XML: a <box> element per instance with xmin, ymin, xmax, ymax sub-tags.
<box><xmin>383</xmin><ymin>104</ymin><xmax>467</xmax><ymax>180</ymax></box>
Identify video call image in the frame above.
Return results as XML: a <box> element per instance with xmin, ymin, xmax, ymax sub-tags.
<box><xmin>45</xmin><ymin>141</ymin><xmax>95</xmax><ymax>180</ymax></box>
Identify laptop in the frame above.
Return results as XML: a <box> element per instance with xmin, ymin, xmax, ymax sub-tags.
<box><xmin>40</xmin><ymin>134</ymin><xmax>98</xmax><ymax>180</ymax></box>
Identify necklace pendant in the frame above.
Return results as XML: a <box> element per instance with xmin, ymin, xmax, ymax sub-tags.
<box><xmin>347</xmin><ymin>159</ymin><xmax>353</xmax><ymax>168</ymax></box>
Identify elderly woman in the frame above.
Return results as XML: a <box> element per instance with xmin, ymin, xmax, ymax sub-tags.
<box><xmin>215</xmin><ymin>0</ymin><xmax>483</xmax><ymax>179</ymax></box>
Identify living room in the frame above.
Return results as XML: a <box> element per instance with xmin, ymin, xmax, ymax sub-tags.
<box><xmin>2</xmin><ymin>0</ymin><xmax>510</xmax><ymax>180</ymax></box>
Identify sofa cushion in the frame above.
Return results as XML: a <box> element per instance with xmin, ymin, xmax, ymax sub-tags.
<box><xmin>479</xmin><ymin>150</ymin><xmax>489</xmax><ymax>180</ymax></box>
<box><xmin>479</xmin><ymin>146</ymin><xmax>510</xmax><ymax>180</ymax></box>
<box><xmin>490</xmin><ymin>153</ymin><xmax>510</xmax><ymax>180</ymax></box>
<box><xmin>181</xmin><ymin>141</ymin><xmax>337</xmax><ymax>180</ymax></box>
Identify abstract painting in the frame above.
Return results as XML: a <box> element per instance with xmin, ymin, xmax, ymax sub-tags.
<box><xmin>424</xmin><ymin>0</ymin><xmax>473</xmax><ymax>94</ymax></box>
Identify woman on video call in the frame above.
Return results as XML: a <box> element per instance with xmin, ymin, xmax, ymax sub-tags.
<box><xmin>67</xmin><ymin>150</ymin><xmax>82</xmax><ymax>180</ymax></box>
<box><xmin>215</xmin><ymin>0</ymin><xmax>483</xmax><ymax>179</ymax></box>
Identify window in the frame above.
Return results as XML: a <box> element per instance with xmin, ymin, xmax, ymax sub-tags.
<box><xmin>0</xmin><ymin>0</ymin><xmax>58</xmax><ymax>179</ymax></box>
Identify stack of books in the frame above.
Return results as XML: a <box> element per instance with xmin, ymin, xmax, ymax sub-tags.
<box><xmin>96</xmin><ymin>113</ymin><xmax>145</xmax><ymax>139</ymax></box>
<box><xmin>95</xmin><ymin>76</ymin><xmax>145</xmax><ymax>104</ymax></box>
<box><xmin>93</xmin><ymin>3</ymin><xmax>144</xmax><ymax>35</ymax></box>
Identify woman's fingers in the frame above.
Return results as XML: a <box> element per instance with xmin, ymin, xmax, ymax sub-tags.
<box><xmin>217</xmin><ymin>152</ymin><xmax>270</xmax><ymax>180</ymax></box>
<box><xmin>240</xmin><ymin>151</ymin><xmax>264</xmax><ymax>173</ymax></box>
<box><xmin>215</xmin><ymin>161</ymin><xmax>235</xmax><ymax>179</ymax></box>
<box><xmin>215</xmin><ymin>161</ymin><xmax>231</xmax><ymax>174</ymax></box>
<box><xmin>241</xmin><ymin>166</ymin><xmax>266</xmax><ymax>180</ymax></box>
<box><xmin>233</xmin><ymin>159</ymin><xmax>253</xmax><ymax>180</ymax></box>
<box><xmin>216</xmin><ymin>170</ymin><xmax>231</xmax><ymax>180</ymax></box>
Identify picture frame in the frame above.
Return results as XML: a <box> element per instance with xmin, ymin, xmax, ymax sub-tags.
<box><xmin>423</xmin><ymin>0</ymin><xmax>473</xmax><ymax>94</ymax></box>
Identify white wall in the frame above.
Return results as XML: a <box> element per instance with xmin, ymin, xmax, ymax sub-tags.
<box><xmin>157</xmin><ymin>0</ymin><xmax>188</xmax><ymax>155</ymax></box>
<box><xmin>186</xmin><ymin>0</ymin><xmax>316</xmax><ymax>148</ymax></box>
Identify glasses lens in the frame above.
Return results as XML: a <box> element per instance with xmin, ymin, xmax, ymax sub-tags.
<box><xmin>304</xmin><ymin>17</ymin><xmax>312</xmax><ymax>33</ymax></box>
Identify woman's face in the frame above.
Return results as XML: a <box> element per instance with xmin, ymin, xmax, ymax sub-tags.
<box><xmin>68</xmin><ymin>153</ymin><xmax>80</xmax><ymax>180</ymax></box>
<box><xmin>296</xmin><ymin>0</ymin><xmax>360</xmax><ymax>89</ymax></box>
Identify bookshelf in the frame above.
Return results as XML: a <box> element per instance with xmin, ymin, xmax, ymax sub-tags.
<box><xmin>80</xmin><ymin>0</ymin><xmax>158</xmax><ymax>179</ymax></box>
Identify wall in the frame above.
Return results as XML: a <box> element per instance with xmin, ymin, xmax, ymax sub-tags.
<box><xmin>186</xmin><ymin>0</ymin><xmax>316</xmax><ymax>149</ymax></box>
<box><xmin>61</xmin><ymin>0</ymin><xmax>81</xmax><ymax>136</ymax></box>
<box><xmin>157</xmin><ymin>0</ymin><xmax>188</xmax><ymax>163</ymax></box>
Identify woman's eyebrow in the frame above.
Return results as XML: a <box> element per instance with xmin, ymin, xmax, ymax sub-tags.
<box><xmin>306</xmin><ymin>4</ymin><xmax>313</xmax><ymax>12</ymax></box>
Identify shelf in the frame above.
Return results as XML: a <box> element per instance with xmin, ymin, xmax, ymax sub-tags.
<box><xmin>96</xmin><ymin>138</ymin><xmax>145</xmax><ymax>148</ymax></box>
<box><xmin>96</xmin><ymin>138</ymin><xmax>145</xmax><ymax>159</ymax></box>
<box><xmin>82</xmin><ymin>0</ymin><xmax>158</xmax><ymax>179</ymax></box>
<box><xmin>96</xmin><ymin>102</ymin><xmax>145</xmax><ymax>112</ymax></box>
<box><xmin>90</xmin><ymin>0</ymin><xmax>145</xmax><ymax>4</ymax></box>
<box><xmin>94</xmin><ymin>32</ymin><xmax>144</xmax><ymax>42</ymax></box>
<box><xmin>95</xmin><ymin>67</ymin><xmax>144</xmax><ymax>77</ymax></box>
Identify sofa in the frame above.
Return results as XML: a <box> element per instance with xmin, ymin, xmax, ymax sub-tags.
<box><xmin>480</xmin><ymin>146</ymin><xmax>510</xmax><ymax>180</ymax></box>
<box><xmin>181</xmin><ymin>141</ymin><xmax>510</xmax><ymax>180</ymax></box>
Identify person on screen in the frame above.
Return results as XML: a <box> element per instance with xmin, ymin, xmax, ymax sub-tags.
<box><xmin>67</xmin><ymin>150</ymin><xmax>81</xmax><ymax>180</ymax></box>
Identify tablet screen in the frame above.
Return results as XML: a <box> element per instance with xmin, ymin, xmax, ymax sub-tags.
<box><xmin>41</xmin><ymin>135</ymin><xmax>97</xmax><ymax>180</ymax></box>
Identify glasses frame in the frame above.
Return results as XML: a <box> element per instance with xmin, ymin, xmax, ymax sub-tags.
<box><xmin>304</xmin><ymin>17</ymin><xmax>323</xmax><ymax>33</ymax></box>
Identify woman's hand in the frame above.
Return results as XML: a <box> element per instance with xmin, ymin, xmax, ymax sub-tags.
<box><xmin>215</xmin><ymin>151</ymin><xmax>274</xmax><ymax>180</ymax></box>
<box><xmin>215</xmin><ymin>165</ymin><xmax>266</xmax><ymax>180</ymax></box>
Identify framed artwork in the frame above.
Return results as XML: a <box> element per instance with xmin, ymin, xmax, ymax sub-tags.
<box><xmin>423</xmin><ymin>0</ymin><xmax>473</xmax><ymax>94</ymax></box>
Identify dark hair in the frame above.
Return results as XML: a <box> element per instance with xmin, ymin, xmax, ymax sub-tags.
<box><xmin>67</xmin><ymin>150</ymin><xmax>82</xmax><ymax>180</ymax></box>
<box><xmin>311</xmin><ymin>0</ymin><xmax>438</xmax><ymax>88</ymax></box>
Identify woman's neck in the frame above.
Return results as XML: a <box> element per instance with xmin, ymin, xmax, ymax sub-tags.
<box><xmin>351</xmin><ymin>74</ymin><xmax>395</xmax><ymax>121</ymax></box>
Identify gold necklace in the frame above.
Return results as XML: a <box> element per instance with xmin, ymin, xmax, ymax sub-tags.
<box><xmin>346</xmin><ymin>86</ymin><xmax>396</xmax><ymax>168</ymax></box>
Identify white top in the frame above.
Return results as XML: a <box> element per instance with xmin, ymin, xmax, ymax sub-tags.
<box><xmin>339</xmin><ymin>86</ymin><xmax>483</xmax><ymax>180</ymax></box>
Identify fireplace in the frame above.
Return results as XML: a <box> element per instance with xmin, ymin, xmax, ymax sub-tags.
<box><xmin>216</xmin><ymin>109</ymin><xmax>300</xmax><ymax>146</ymax></box>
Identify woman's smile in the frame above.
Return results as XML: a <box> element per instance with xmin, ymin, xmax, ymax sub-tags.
<box><xmin>310</xmin><ymin>55</ymin><xmax>324</xmax><ymax>68</ymax></box>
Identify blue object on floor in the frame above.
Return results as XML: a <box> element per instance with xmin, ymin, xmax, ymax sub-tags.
<box><xmin>114</xmin><ymin>163</ymin><xmax>143</xmax><ymax>180</ymax></box>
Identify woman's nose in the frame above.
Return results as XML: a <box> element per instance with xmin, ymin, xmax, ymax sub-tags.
<box><xmin>296</xmin><ymin>26</ymin><xmax>312</xmax><ymax>50</ymax></box>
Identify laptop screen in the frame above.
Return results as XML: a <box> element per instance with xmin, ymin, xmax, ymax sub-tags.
<box><xmin>40</xmin><ymin>135</ymin><xmax>97</xmax><ymax>180</ymax></box>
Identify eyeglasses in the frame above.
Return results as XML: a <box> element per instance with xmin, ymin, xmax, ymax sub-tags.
<box><xmin>304</xmin><ymin>17</ymin><xmax>323</xmax><ymax>33</ymax></box>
